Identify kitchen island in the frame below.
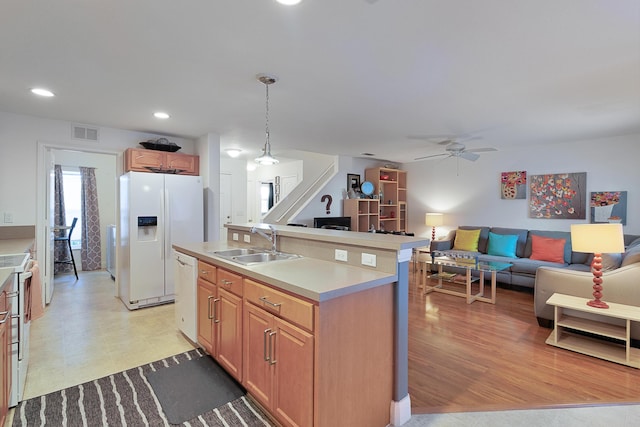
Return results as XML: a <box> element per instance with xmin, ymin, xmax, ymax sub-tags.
<box><xmin>174</xmin><ymin>223</ymin><xmax>428</xmax><ymax>427</ymax></box>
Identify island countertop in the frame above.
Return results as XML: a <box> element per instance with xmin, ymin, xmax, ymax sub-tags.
<box><xmin>173</xmin><ymin>240</ymin><xmax>398</xmax><ymax>302</ymax></box>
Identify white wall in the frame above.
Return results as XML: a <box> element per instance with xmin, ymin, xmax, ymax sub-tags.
<box><xmin>0</xmin><ymin>110</ymin><xmax>196</xmax><ymax>226</ymax></box>
<box><xmin>292</xmin><ymin>156</ymin><xmax>385</xmax><ymax>226</ymax></box>
<box><xmin>402</xmin><ymin>134</ymin><xmax>640</xmax><ymax>239</ymax></box>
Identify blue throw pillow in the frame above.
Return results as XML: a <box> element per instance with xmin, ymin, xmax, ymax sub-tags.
<box><xmin>487</xmin><ymin>232</ymin><xmax>518</xmax><ymax>258</ymax></box>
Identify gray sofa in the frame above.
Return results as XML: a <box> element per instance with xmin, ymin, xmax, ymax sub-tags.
<box><xmin>430</xmin><ymin>226</ymin><xmax>640</xmax><ymax>290</ymax></box>
<box><xmin>534</xmin><ymin>236</ymin><xmax>640</xmax><ymax>339</ymax></box>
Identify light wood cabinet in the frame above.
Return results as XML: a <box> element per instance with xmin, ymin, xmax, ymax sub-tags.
<box><xmin>196</xmin><ymin>259</ymin><xmax>394</xmax><ymax>426</ymax></box>
<box><xmin>124</xmin><ymin>148</ymin><xmax>200</xmax><ymax>175</ymax></box>
<box><xmin>363</xmin><ymin>167</ymin><xmax>408</xmax><ymax>232</ymax></box>
<box><xmin>196</xmin><ymin>261</ymin><xmax>243</xmax><ymax>381</ymax></box>
<box><xmin>244</xmin><ymin>279</ymin><xmax>314</xmax><ymax>427</ymax></box>
<box><xmin>344</xmin><ymin>198</ymin><xmax>379</xmax><ymax>232</ymax></box>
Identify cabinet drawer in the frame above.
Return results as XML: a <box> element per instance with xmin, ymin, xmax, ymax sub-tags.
<box><xmin>244</xmin><ymin>279</ymin><xmax>314</xmax><ymax>332</ymax></box>
<box><xmin>218</xmin><ymin>268</ymin><xmax>243</xmax><ymax>297</ymax></box>
<box><xmin>198</xmin><ymin>261</ymin><xmax>217</xmax><ymax>284</ymax></box>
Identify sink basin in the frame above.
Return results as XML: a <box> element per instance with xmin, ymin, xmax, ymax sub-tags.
<box><xmin>209</xmin><ymin>248</ymin><xmax>301</xmax><ymax>265</ymax></box>
<box><xmin>232</xmin><ymin>252</ymin><xmax>301</xmax><ymax>265</ymax></box>
<box><xmin>210</xmin><ymin>248</ymin><xmax>264</xmax><ymax>257</ymax></box>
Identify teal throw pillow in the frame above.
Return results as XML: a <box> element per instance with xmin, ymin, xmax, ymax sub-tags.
<box><xmin>487</xmin><ymin>232</ymin><xmax>518</xmax><ymax>258</ymax></box>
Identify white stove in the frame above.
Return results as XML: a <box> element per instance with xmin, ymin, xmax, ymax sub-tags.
<box><xmin>0</xmin><ymin>252</ymin><xmax>32</xmax><ymax>407</ymax></box>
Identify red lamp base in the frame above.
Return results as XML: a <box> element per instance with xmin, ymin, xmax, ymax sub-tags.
<box><xmin>587</xmin><ymin>252</ymin><xmax>609</xmax><ymax>309</ymax></box>
<box><xmin>587</xmin><ymin>299</ymin><xmax>609</xmax><ymax>309</ymax></box>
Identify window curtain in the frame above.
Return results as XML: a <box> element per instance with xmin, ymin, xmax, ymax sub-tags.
<box><xmin>54</xmin><ymin>165</ymin><xmax>73</xmax><ymax>274</ymax></box>
<box><xmin>79</xmin><ymin>167</ymin><xmax>102</xmax><ymax>271</ymax></box>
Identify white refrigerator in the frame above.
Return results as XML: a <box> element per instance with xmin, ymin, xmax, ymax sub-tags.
<box><xmin>119</xmin><ymin>171</ymin><xmax>203</xmax><ymax>310</ymax></box>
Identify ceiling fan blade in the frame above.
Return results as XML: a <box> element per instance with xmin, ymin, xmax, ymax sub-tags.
<box><xmin>467</xmin><ymin>147</ymin><xmax>497</xmax><ymax>153</ymax></box>
<box><xmin>414</xmin><ymin>153</ymin><xmax>450</xmax><ymax>161</ymax></box>
<box><xmin>459</xmin><ymin>151</ymin><xmax>480</xmax><ymax>161</ymax></box>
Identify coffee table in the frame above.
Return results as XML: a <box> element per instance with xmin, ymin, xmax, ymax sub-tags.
<box><xmin>425</xmin><ymin>251</ymin><xmax>512</xmax><ymax>304</ymax></box>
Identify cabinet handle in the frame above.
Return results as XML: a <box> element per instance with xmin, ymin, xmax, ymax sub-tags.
<box><xmin>212</xmin><ymin>298</ymin><xmax>220</xmax><ymax>323</ymax></box>
<box><xmin>259</xmin><ymin>296</ymin><xmax>282</xmax><ymax>308</ymax></box>
<box><xmin>200</xmin><ymin>270</ymin><xmax>209</xmax><ymax>275</ymax></box>
<box><xmin>0</xmin><ymin>311</ymin><xmax>10</xmax><ymax>324</ymax></box>
<box><xmin>263</xmin><ymin>328</ymin><xmax>272</xmax><ymax>362</ymax></box>
<box><xmin>221</xmin><ymin>279</ymin><xmax>233</xmax><ymax>287</ymax></box>
<box><xmin>207</xmin><ymin>295</ymin><xmax>214</xmax><ymax>320</ymax></box>
<box><xmin>268</xmin><ymin>331</ymin><xmax>277</xmax><ymax>365</ymax></box>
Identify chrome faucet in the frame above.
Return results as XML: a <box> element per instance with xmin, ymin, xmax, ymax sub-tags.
<box><xmin>250</xmin><ymin>225</ymin><xmax>277</xmax><ymax>254</ymax></box>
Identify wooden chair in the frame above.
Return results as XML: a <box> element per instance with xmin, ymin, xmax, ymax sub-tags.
<box><xmin>55</xmin><ymin>217</ymin><xmax>78</xmax><ymax>279</ymax></box>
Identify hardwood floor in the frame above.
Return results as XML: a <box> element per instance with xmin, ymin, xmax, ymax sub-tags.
<box><xmin>407</xmin><ymin>270</ymin><xmax>640</xmax><ymax>414</ymax></box>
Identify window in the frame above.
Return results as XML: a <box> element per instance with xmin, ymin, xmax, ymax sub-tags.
<box><xmin>62</xmin><ymin>168</ymin><xmax>82</xmax><ymax>249</ymax></box>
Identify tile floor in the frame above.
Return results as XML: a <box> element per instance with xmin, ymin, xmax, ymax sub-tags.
<box><xmin>7</xmin><ymin>270</ymin><xmax>639</xmax><ymax>427</ymax></box>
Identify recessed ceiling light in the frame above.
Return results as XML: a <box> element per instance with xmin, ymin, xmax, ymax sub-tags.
<box><xmin>153</xmin><ymin>112</ymin><xmax>170</xmax><ymax>119</ymax></box>
<box><xmin>225</xmin><ymin>148</ymin><xmax>242</xmax><ymax>158</ymax></box>
<box><xmin>31</xmin><ymin>88</ymin><xmax>55</xmax><ymax>97</ymax></box>
<box><xmin>276</xmin><ymin>0</ymin><xmax>302</xmax><ymax>5</ymax></box>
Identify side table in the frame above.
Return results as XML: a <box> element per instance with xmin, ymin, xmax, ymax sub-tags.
<box><xmin>545</xmin><ymin>293</ymin><xmax>640</xmax><ymax>368</ymax></box>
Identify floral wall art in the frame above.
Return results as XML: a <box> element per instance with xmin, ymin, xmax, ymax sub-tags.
<box><xmin>500</xmin><ymin>171</ymin><xmax>526</xmax><ymax>199</ymax></box>
<box><xmin>529</xmin><ymin>172</ymin><xmax>587</xmax><ymax>219</ymax></box>
<box><xmin>590</xmin><ymin>191</ymin><xmax>627</xmax><ymax>225</ymax></box>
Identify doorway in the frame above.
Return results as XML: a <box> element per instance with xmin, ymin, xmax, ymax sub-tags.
<box><xmin>36</xmin><ymin>143</ymin><xmax>121</xmax><ymax>305</ymax></box>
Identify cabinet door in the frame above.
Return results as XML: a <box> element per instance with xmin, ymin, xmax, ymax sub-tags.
<box><xmin>272</xmin><ymin>317</ymin><xmax>314</xmax><ymax>427</ymax></box>
<box><xmin>243</xmin><ymin>302</ymin><xmax>273</xmax><ymax>409</ymax></box>
<box><xmin>166</xmin><ymin>153</ymin><xmax>199</xmax><ymax>175</ymax></box>
<box><xmin>125</xmin><ymin>148</ymin><xmax>166</xmax><ymax>172</ymax></box>
<box><xmin>196</xmin><ymin>279</ymin><xmax>216</xmax><ymax>354</ymax></box>
<box><xmin>216</xmin><ymin>288</ymin><xmax>242</xmax><ymax>381</ymax></box>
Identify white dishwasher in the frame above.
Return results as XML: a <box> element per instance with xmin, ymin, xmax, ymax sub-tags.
<box><xmin>174</xmin><ymin>251</ymin><xmax>198</xmax><ymax>342</ymax></box>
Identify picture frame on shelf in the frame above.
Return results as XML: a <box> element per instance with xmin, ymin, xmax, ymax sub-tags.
<box><xmin>347</xmin><ymin>173</ymin><xmax>361</xmax><ymax>192</ymax></box>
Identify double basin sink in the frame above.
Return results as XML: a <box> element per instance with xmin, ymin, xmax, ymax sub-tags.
<box><xmin>210</xmin><ymin>248</ymin><xmax>302</xmax><ymax>265</ymax></box>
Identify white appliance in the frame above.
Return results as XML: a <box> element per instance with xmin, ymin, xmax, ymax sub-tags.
<box><xmin>106</xmin><ymin>224</ymin><xmax>116</xmax><ymax>280</ymax></box>
<box><xmin>0</xmin><ymin>252</ymin><xmax>32</xmax><ymax>407</ymax></box>
<box><xmin>119</xmin><ymin>172</ymin><xmax>203</xmax><ymax>310</ymax></box>
<box><xmin>174</xmin><ymin>251</ymin><xmax>197</xmax><ymax>341</ymax></box>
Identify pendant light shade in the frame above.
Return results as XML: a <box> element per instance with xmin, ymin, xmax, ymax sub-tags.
<box><xmin>255</xmin><ymin>74</ymin><xmax>279</xmax><ymax>165</ymax></box>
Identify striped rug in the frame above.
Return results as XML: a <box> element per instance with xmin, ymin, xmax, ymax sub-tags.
<box><xmin>13</xmin><ymin>349</ymin><xmax>276</xmax><ymax>426</ymax></box>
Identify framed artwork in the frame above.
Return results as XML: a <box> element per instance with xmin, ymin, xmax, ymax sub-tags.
<box><xmin>590</xmin><ymin>191</ymin><xmax>627</xmax><ymax>225</ymax></box>
<box><xmin>500</xmin><ymin>171</ymin><xmax>526</xmax><ymax>199</ymax></box>
<box><xmin>347</xmin><ymin>173</ymin><xmax>361</xmax><ymax>192</ymax></box>
<box><xmin>529</xmin><ymin>172</ymin><xmax>587</xmax><ymax>219</ymax></box>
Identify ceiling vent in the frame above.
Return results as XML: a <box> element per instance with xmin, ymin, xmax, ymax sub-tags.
<box><xmin>72</xmin><ymin>124</ymin><xmax>99</xmax><ymax>142</ymax></box>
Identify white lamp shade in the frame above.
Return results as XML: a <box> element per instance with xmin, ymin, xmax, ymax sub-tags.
<box><xmin>570</xmin><ymin>223</ymin><xmax>625</xmax><ymax>253</ymax></box>
<box><xmin>425</xmin><ymin>213</ymin><xmax>444</xmax><ymax>227</ymax></box>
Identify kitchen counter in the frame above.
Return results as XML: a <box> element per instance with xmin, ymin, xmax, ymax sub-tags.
<box><xmin>174</xmin><ymin>240</ymin><xmax>396</xmax><ymax>302</ymax></box>
<box><xmin>0</xmin><ymin>238</ymin><xmax>34</xmax><ymax>255</ymax></box>
<box><xmin>176</xmin><ymin>223</ymin><xmax>428</xmax><ymax>426</ymax></box>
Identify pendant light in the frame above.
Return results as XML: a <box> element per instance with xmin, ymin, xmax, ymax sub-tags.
<box><xmin>255</xmin><ymin>74</ymin><xmax>279</xmax><ymax>165</ymax></box>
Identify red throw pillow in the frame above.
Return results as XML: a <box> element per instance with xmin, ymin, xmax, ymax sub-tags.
<box><xmin>530</xmin><ymin>235</ymin><xmax>566</xmax><ymax>263</ymax></box>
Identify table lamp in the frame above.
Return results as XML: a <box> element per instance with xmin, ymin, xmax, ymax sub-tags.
<box><xmin>570</xmin><ymin>223</ymin><xmax>625</xmax><ymax>309</ymax></box>
<box><xmin>425</xmin><ymin>213</ymin><xmax>444</xmax><ymax>242</ymax></box>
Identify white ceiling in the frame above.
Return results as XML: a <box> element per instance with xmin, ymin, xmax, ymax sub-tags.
<box><xmin>1</xmin><ymin>0</ymin><xmax>639</xmax><ymax>163</ymax></box>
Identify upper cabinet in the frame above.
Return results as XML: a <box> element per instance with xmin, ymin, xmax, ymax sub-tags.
<box><xmin>364</xmin><ymin>167</ymin><xmax>407</xmax><ymax>233</ymax></box>
<box><xmin>124</xmin><ymin>148</ymin><xmax>200</xmax><ymax>175</ymax></box>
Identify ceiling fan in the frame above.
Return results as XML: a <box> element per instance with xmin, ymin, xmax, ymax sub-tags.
<box><xmin>414</xmin><ymin>140</ymin><xmax>497</xmax><ymax>162</ymax></box>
